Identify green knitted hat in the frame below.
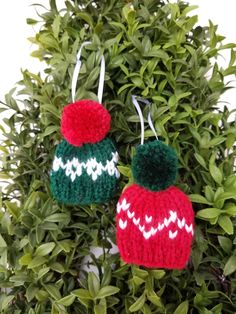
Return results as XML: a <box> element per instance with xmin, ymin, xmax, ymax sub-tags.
<box><xmin>50</xmin><ymin>45</ymin><xmax>119</xmax><ymax>205</ymax></box>
<box><xmin>50</xmin><ymin>137</ymin><xmax>119</xmax><ymax>205</ymax></box>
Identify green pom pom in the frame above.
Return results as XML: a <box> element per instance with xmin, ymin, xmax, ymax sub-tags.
<box><xmin>132</xmin><ymin>141</ymin><xmax>178</xmax><ymax>191</ymax></box>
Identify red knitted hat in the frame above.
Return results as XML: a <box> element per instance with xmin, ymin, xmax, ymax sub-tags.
<box><xmin>116</xmin><ymin>140</ymin><xmax>194</xmax><ymax>269</ymax></box>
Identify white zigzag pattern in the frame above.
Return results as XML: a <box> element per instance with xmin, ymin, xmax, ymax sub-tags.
<box><xmin>117</xmin><ymin>198</ymin><xmax>194</xmax><ymax>240</ymax></box>
<box><xmin>52</xmin><ymin>152</ymin><xmax>119</xmax><ymax>182</ymax></box>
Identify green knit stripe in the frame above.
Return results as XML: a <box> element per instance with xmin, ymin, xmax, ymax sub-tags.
<box><xmin>55</xmin><ymin>138</ymin><xmax>116</xmax><ymax>163</ymax></box>
<box><xmin>50</xmin><ymin>170</ymin><xmax>117</xmax><ymax>205</ymax></box>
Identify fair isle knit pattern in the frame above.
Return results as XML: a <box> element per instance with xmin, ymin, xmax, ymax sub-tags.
<box><xmin>51</xmin><ymin>138</ymin><xmax>119</xmax><ymax>205</ymax></box>
<box><xmin>116</xmin><ymin>184</ymin><xmax>194</xmax><ymax>269</ymax></box>
<box><xmin>52</xmin><ymin>151</ymin><xmax>119</xmax><ymax>182</ymax></box>
<box><xmin>117</xmin><ymin>198</ymin><xmax>193</xmax><ymax>240</ymax></box>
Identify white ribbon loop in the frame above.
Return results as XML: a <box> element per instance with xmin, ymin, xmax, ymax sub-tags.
<box><xmin>71</xmin><ymin>41</ymin><xmax>105</xmax><ymax>104</ymax></box>
<box><xmin>131</xmin><ymin>95</ymin><xmax>158</xmax><ymax>145</ymax></box>
<box><xmin>147</xmin><ymin>111</ymin><xmax>158</xmax><ymax>141</ymax></box>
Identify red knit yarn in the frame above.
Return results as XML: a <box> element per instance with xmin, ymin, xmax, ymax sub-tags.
<box><xmin>61</xmin><ymin>100</ymin><xmax>111</xmax><ymax>146</ymax></box>
<box><xmin>116</xmin><ymin>184</ymin><xmax>194</xmax><ymax>269</ymax></box>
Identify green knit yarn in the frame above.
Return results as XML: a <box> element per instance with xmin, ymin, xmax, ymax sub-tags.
<box><xmin>132</xmin><ymin>141</ymin><xmax>178</xmax><ymax>191</ymax></box>
<box><xmin>50</xmin><ymin>138</ymin><xmax>119</xmax><ymax>205</ymax></box>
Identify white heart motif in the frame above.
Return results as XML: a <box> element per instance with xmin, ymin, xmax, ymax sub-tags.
<box><xmin>117</xmin><ymin>199</ymin><xmax>194</xmax><ymax>240</ymax></box>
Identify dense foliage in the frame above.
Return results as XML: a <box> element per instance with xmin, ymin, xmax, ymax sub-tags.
<box><xmin>0</xmin><ymin>0</ymin><xmax>236</xmax><ymax>313</ymax></box>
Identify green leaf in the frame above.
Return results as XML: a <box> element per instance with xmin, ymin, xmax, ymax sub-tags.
<box><xmin>37</xmin><ymin>267</ymin><xmax>50</xmax><ymax>279</ymax></box>
<box><xmin>194</xmin><ymin>153</ymin><xmax>207</xmax><ymax>169</ymax></box>
<box><xmin>173</xmin><ymin>300</ymin><xmax>189</xmax><ymax>314</ymax></box>
<box><xmin>211</xmin><ymin>303</ymin><xmax>223</xmax><ymax>313</ymax></box>
<box><xmin>35</xmin><ymin>290</ymin><xmax>49</xmax><ymax>302</ymax></box>
<box><xmin>148</xmin><ymin>48</ymin><xmax>169</xmax><ymax>59</ymax></box>
<box><xmin>72</xmin><ymin>289</ymin><xmax>92</xmax><ymax>299</ymax></box>
<box><xmin>146</xmin><ymin>291</ymin><xmax>162</xmax><ymax>307</ymax></box>
<box><xmin>45</xmin><ymin>213</ymin><xmax>70</xmax><ymax>223</ymax></box>
<box><xmin>35</xmin><ymin>242</ymin><xmax>55</xmax><ymax>256</ymax></box>
<box><xmin>26</xmin><ymin>285</ymin><xmax>39</xmax><ymax>302</ymax></box>
<box><xmin>2</xmin><ymin>295</ymin><xmax>15</xmax><ymax>310</ymax></box>
<box><xmin>19</xmin><ymin>253</ymin><xmax>32</xmax><ymax>266</ymax></box>
<box><xmin>223</xmin><ymin>255</ymin><xmax>236</xmax><ymax>276</ymax></box>
<box><xmin>52</xmin><ymin>15</ymin><xmax>61</xmax><ymax>38</ymax></box>
<box><xmin>129</xmin><ymin>293</ymin><xmax>146</xmax><ymax>312</ymax></box>
<box><xmin>189</xmin><ymin>194</ymin><xmax>212</xmax><ymax>205</ymax></box>
<box><xmin>226</xmin><ymin>133</ymin><xmax>235</xmax><ymax>149</ymax></box>
<box><xmin>132</xmin><ymin>267</ymin><xmax>149</xmax><ymax>279</ymax></box>
<box><xmin>225</xmin><ymin>205</ymin><xmax>236</xmax><ymax>215</ymax></box>
<box><xmin>118</xmin><ymin>83</ymin><xmax>134</xmax><ymax>94</ymax></box>
<box><xmin>206</xmin><ymin>137</ymin><xmax>226</xmax><ymax>148</ymax></box>
<box><xmin>181</xmin><ymin>5</ymin><xmax>198</xmax><ymax>16</ymax></box>
<box><xmin>168</xmin><ymin>95</ymin><xmax>178</xmax><ymax>107</ymax></box>
<box><xmin>223</xmin><ymin>66</ymin><xmax>236</xmax><ymax>76</ymax></box>
<box><xmin>4</xmin><ymin>201</ymin><xmax>20</xmax><ymax>219</ymax></box>
<box><xmin>176</xmin><ymin>92</ymin><xmax>192</xmax><ymax>100</ymax></box>
<box><xmin>94</xmin><ymin>299</ymin><xmax>107</xmax><ymax>314</ymax></box>
<box><xmin>44</xmin><ymin>284</ymin><xmax>61</xmax><ymax>300</ymax></box>
<box><xmin>97</xmin><ymin>286</ymin><xmax>120</xmax><ymax>299</ymax></box>
<box><xmin>225</xmin><ymin>174</ymin><xmax>236</xmax><ymax>189</ymax></box>
<box><xmin>152</xmin><ymin>95</ymin><xmax>167</xmax><ymax>104</ymax></box>
<box><xmin>215</xmin><ymin>192</ymin><xmax>236</xmax><ymax>203</ymax></box>
<box><xmin>76</xmin><ymin>12</ymin><xmax>94</xmax><ymax>28</ymax></box>
<box><xmin>132</xmin><ymin>276</ymin><xmax>145</xmax><ymax>286</ymax></box>
<box><xmin>38</xmin><ymin>33</ymin><xmax>59</xmax><ymax>50</ymax></box>
<box><xmin>142</xmin><ymin>303</ymin><xmax>152</xmax><ymax>314</ymax></box>
<box><xmin>26</xmin><ymin>18</ymin><xmax>38</xmax><ymax>25</ymax></box>
<box><xmin>0</xmin><ymin>234</ymin><xmax>7</xmax><ymax>247</ymax></box>
<box><xmin>50</xmin><ymin>262</ymin><xmax>65</xmax><ymax>273</ymax></box>
<box><xmin>88</xmin><ymin>272</ymin><xmax>100</xmax><ymax>298</ymax></box>
<box><xmin>28</xmin><ymin>256</ymin><xmax>47</xmax><ymax>269</ymax></box>
<box><xmin>218</xmin><ymin>236</ymin><xmax>232</xmax><ymax>254</ymax></box>
<box><xmin>122</xmin><ymin>4</ymin><xmax>136</xmax><ymax>24</ymax></box>
<box><xmin>150</xmin><ymin>270</ymin><xmax>165</xmax><ymax>280</ymax></box>
<box><xmin>57</xmin><ymin>240</ymin><xmax>75</xmax><ymax>252</ymax></box>
<box><xmin>117</xmin><ymin>166</ymin><xmax>131</xmax><ymax>177</ymax></box>
<box><xmin>41</xmin><ymin>104</ymin><xmax>60</xmax><ymax>119</ymax></box>
<box><xmin>197</xmin><ymin>208</ymin><xmax>221</xmax><ymax>219</ymax></box>
<box><xmin>57</xmin><ymin>294</ymin><xmax>76</xmax><ymax>306</ymax></box>
<box><xmin>42</xmin><ymin>125</ymin><xmax>59</xmax><ymax>137</ymax></box>
<box><xmin>109</xmin><ymin>21</ymin><xmax>126</xmax><ymax>31</ymax></box>
<box><xmin>205</xmin><ymin>186</ymin><xmax>214</xmax><ymax>202</ymax></box>
<box><xmin>218</xmin><ymin>215</ymin><xmax>234</xmax><ymax>235</ymax></box>
<box><xmin>209</xmin><ymin>164</ymin><xmax>222</xmax><ymax>185</ymax></box>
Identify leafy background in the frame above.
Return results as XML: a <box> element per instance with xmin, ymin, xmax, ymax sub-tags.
<box><xmin>0</xmin><ymin>0</ymin><xmax>236</xmax><ymax>313</ymax></box>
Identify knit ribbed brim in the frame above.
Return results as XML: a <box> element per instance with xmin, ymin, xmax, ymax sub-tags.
<box><xmin>50</xmin><ymin>138</ymin><xmax>119</xmax><ymax>205</ymax></box>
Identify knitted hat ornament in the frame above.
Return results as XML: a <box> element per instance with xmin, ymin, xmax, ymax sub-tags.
<box><xmin>116</xmin><ymin>96</ymin><xmax>194</xmax><ymax>269</ymax></box>
<box><xmin>50</xmin><ymin>42</ymin><xmax>119</xmax><ymax>205</ymax></box>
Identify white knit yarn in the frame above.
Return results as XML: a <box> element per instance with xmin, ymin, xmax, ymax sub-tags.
<box><xmin>117</xmin><ymin>198</ymin><xmax>194</xmax><ymax>240</ymax></box>
<box><xmin>52</xmin><ymin>152</ymin><xmax>119</xmax><ymax>182</ymax></box>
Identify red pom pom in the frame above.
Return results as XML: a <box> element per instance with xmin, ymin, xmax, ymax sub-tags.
<box><xmin>61</xmin><ymin>100</ymin><xmax>111</xmax><ymax>146</ymax></box>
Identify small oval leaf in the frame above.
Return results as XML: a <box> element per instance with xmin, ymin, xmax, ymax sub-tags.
<box><xmin>97</xmin><ymin>286</ymin><xmax>120</xmax><ymax>299</ymax></box>
<box><xmin>223</xmin><ymin>255</ymin><xmax>236</xmax><ymax>276</ymax></box>
<box><xmin>88</xmin><ymin>272</ymin><xmax>100</xmax><ymax>298</ymax></box>
<box><xmin>174</xmin><ymin>300</ymin><xmax>189</xmax><ymax>314</ymax></box>
<box><xmin>209</xmin><ymin>164</ymin><xmax>222</xmax><ymax>185</ymax></box>
<box><xmin>197</xmin><ymin>208</ymin><xmax>220</xmax><ymax>219</ymax></box>
<box><xmin>57</xmin><ymin>294</ymin><xmax>76</xmax><ymax>306</ymax></box>
<box><xmin>218</xmin><ymin>215</ymin><xmax>234</xmax><ymax>235</ymax></box>
<box><xmin>35</xmin><ymin>242</ymin><xmax>55</xmax><ymax>257</ymax></box>
<box><xmin>129</xmin><ymin>293</ymin><xmax>146</xmax><ymax>312</ymax></box>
